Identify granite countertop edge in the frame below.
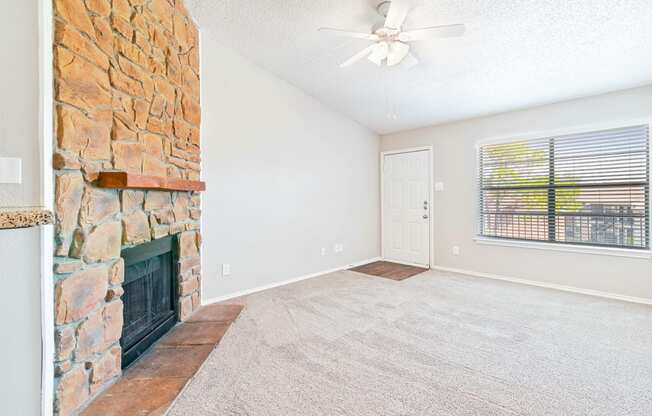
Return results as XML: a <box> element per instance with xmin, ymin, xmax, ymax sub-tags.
<box><xmin>0</xmin><ymin>209</ymin><xmax>54</xmax><ymax>230</ymax></box>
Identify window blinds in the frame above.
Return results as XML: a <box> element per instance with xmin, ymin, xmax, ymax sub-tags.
<box><xmin>479</xmin><ymin>125</ymin><xmax>649</xmax><ymax>249</ymax></box>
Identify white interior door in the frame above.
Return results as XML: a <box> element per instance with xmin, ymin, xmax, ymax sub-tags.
<box><xmin>382</xmin><ymin>150</ymin><xmax>431</xmax><ymax>267</ymax></box>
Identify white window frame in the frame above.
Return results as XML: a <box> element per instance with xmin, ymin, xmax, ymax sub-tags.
<box><xmin>473</xmin><ymin>119</ymin><xmax>652</xmax><ymax>260</ymax></box>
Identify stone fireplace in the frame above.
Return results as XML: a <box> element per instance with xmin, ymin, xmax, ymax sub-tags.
<box><xmin>51</xmin><ymin>0</ymin><xmax>201</xmax><ymax>414</ymax></box>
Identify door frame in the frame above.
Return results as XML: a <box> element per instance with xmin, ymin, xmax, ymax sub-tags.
<box><xmin>380</xmin><ymin>146</ymin><xmax>434</xmax><ymax>268</ymax></box>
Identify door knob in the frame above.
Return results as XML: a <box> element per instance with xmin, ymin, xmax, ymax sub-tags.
<box><xmin>423</xmin><ymin>214</ymin><xmax>429</xmax><ymax>219</ymax></box>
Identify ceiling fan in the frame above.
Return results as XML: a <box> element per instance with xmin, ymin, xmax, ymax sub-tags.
<box><xmin>319</xmin><ymin>0</ymin><xmax>465</xmax><ymax>68</ymax></box>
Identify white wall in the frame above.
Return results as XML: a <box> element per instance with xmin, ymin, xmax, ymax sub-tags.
<box><xmin>200</xmin><ymin>31</ymin><xmax>380</xmax><ymax>302</ymax></box>
<box><xmin>0</xmin><ymin>228</ymin><xmax>43</xmax><ymax>416</ymax></box>
<box><xmin>0</xmin><ymin>1</ymin><xmax>44</xmax><ymax>415</ymax></box>
<box><xmin>0</xmin><ymin>2</ymin><xmax>41</xmax><ymax>207</ymax></box>
<box><xmin>382</xmin><ymin>85</ymin><xmax>652</xmax><ymax>301</ymax></box>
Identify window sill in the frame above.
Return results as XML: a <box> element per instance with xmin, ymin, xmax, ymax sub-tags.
<box><xmin>473</xmin><ymin>237</ymin><xmax>652</xmax><ymax>259</ymax></box>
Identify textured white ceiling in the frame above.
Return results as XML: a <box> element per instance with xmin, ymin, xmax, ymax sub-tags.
<box><xmin>186</xmin><ymin>0</ymin><xmax>652</xmax><ymax>134</ymax></box>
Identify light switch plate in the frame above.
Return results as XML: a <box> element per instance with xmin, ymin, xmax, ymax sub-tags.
<box><xmin>434</xmin><ymin>182</ymin><xmax>444</xmax><ymax>192</ymax></box>
<box><xmin>0</xmin><ymin>157</ymin><xmax>22</xmax><ymax>184</ymax></box>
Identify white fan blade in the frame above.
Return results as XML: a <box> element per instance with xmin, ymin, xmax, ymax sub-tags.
<box><xmin>318</xmin><ymin>28</ymin><xmax>379</xmax><ymax>41</ymax></box>
<box><xmin>368</xmin><ymin>42</ymin><xmax>390</xmax><ymax>66</ymax></box>
<box><xmin>402</xmin><ymin>53</ymin><xmax>419</xmax><ymax>69</ymax></box>
<box><xmin>399</xmin><ymin>24</ymin><xmax>466</xmax><ymax>42</ymax></box>
<box><xmin>387</xmin><ymin>42</ymin><xmax>410</xmax><ymax>66</ymax></box>
<box><xmin>384</xmin><ymin>0</ymin><xmax>411</xmax><ymax>30</ymax></box>
<box><xmin>340</xmin><ymin>44</ymin><xmax>377</xmax><ymax>68</ymax></box>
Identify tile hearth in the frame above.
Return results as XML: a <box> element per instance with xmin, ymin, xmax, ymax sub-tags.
<box><xmin>81</xmin><ymin>303</ymin><xmax>243</xmax><ymax>416</ymax></box>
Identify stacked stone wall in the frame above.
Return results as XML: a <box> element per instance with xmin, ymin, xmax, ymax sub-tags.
<box><xmin>51</xmin><ymin>0</ymin><xmax>201</xmax><ymax>414</ymax></box>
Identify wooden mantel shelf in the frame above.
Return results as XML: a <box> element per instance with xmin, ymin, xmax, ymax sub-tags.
<box><xmin>97</xmin><ymin>172</ymin><xmax>206</xmax><ymax>192</ymax></box>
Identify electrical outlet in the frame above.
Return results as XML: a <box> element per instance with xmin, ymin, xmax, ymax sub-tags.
<box><xmin>333</xmin><ymin>243</ymin><xmax>344</xmax><ymax>253</ymax></box>
<box><xmin>321</xmin><ymin>248</ymin><xmax>327</xmax><ymax>256</ymax></box>
<box><xmin>452</xmin><ymin>246</ymin><xmax>460</xmax><ymax>256</ymax></box>
<box><xmin>222</xmin><ymin>264</ymin><xmax>231</xmax><ymax>276</ymax></box>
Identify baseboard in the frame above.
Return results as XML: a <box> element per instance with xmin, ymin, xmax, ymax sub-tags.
<box><xmin>431</xmin><ymin>265</ymin><xmax>652</xmax><ymax>306</ymax></box>
<box><xmin>202</xmin><ymin>257</ymin><xmax>381</xmax><ymax>306</ymax></box>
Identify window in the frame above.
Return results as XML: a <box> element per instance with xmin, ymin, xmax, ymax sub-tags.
<box><xmin>478</xmin><ymin>125</ymin><xmax>650</xmax><ymax>250</ymax></box>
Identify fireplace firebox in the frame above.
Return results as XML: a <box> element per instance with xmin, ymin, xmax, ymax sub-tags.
<box><xmin>120</xmin><ymin>235</ymin><xmax>178</xmax><ymax>368</ymax></box>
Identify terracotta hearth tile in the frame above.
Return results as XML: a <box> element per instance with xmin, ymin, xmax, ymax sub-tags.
<box><xmin>158</xmin><ymin>321</ymin><xmax>229</xmax><ymax>346</ymax></box>
<box><xmin>186</xmin><ymin>303</ymin><xmax>244</xmax><ymax>323</ymax></box>
<box><xmin>124</xmin><ymin>345</ymin><xmax>214</xmax><ymax>379</ymax></box>
<box><xmin>81</xmin><ymin>377</ymin><xmax>187</xmax><ymax>416</ymax></box>
<box><xmin>80</xmin><ymin>304</ymin><xmax>244</xmax><ymax>415</ymax></box>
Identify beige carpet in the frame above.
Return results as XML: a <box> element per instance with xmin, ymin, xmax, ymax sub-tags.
<box><xmin>168</xmin><ymin>269</ymin><xmax>652</xmax><ymax>416</ymax></box>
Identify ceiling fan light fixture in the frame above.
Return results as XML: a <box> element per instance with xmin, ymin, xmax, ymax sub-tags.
<box><xmin>368</xmin><ymin>42</ymin><xmax>389</xmax><ymax>65</ymax></box>
<box><xmin>320</xmin><ymin>0</ymin><xmax>466</xmax><ymax>69</ymax></box>
<box><xmin>387</xmin><ymin>41</ymin><xmax>410</xmax><ymax>66</ymax></box>
<box><xmin>368</xmin><ymin>53</ymin><xmax>384</xmax><ymax>66</ymax></box>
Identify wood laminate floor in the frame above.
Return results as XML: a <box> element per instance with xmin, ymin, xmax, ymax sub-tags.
<box><xmin>350</xmin><ymin>261</ymin><xmax>428</xmax><ymax>281</ymax></box>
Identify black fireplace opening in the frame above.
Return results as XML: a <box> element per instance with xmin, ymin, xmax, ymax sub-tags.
<box><xmin>120</xmin><ymin>235</ymin><xmax>178</xmax><ymax>368</ymax></box>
